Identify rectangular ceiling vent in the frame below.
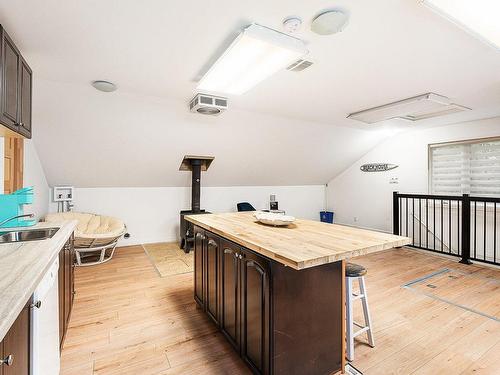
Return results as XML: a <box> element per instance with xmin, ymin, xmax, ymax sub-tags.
<box><xmin>347</xmin><ymin>93</ymin><xmax>470</xmax><ymax>124</ymax></box>
<box><xmin>189</xmin><ymin>93</ymin><xmax>228</xmax><ymax>116</ymax></box>
<box><xmin>286</xmin><ymin>59</ymin><xmax>313</xmax><ymax>72</ymax></box>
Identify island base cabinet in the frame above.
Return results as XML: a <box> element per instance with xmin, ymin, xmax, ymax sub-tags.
<box><xmin>0</xmin><ymin>297</ymin><xmax>32</xmax><ymax>375</ymax></box>
<box><xmin>193</xmin><ymin>226</ymin><xmax>344</xmax><ymax>375</ymax></box>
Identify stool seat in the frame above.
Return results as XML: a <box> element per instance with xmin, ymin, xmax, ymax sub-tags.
<box><xmin>346</xmin><ymin>262</ymin><xmax>367</xmax><ymax>277</ymax></box>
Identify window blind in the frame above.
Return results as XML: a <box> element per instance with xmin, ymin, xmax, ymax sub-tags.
<box><xmin>430</xmin><ymin>139</ymin><xmax>500</xmax><ymax>197</ymax></box>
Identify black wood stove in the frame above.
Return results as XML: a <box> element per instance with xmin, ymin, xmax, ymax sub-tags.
<box><xmin>179</xmin><ymin>155</ymin><xmax>214</xmax><ymax>253</ymax></box>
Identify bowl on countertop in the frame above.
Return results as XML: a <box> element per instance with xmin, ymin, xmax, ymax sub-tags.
<box><xmin>253</xmin><ymin>212</ymin><xmax>296</xmax><ymax>226</ymax></box>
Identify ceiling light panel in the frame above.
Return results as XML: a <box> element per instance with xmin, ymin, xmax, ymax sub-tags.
<box><xmin>422</xmin><ymin>0</ymin><xmax>500</xmax><ymax>50</ymax></box>
<box><xmin>347</xmin><ymin>93</ymin><xmax>470</xmax><ymax>124</ymax></box>
<box><xmin>197</xmin><ymin>24</ymin><xmax>308</xmax><ymax>95</ymax></box>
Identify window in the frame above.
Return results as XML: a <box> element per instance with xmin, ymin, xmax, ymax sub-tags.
<box><xmin>429</xmin><ymin>137</ymin><xmax>500</xmax><ymax>197</ymax></box>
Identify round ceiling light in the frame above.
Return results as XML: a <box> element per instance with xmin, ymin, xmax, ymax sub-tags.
<box><xmin>91</xmin><ymin>80</ymin><xmax>117</xmax><ymax>92</ymax></box>
<box><xmin>311</xmin><ymin>10</ymin><xmax>349</xmax><ymax>35</ymax></box>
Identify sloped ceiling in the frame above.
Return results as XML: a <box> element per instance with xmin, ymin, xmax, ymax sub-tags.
<box><xmin>1</xmin><ymin>0</ymin><xmax>500</xmax><ymax>187</ymax></box>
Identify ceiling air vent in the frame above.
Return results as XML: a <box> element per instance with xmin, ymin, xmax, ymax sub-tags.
<box><xmin>189</xmin><ymin>93</ymin><xmax>228</xmax><ymax>116</ymax></box>
<box><xmin>287</xmin><ymin>59</ymin><xmax>313</xmax><ymax>72</ymax></box>
<box><xmin>347</xmin><ymin>93</ymin><xmax>470</xmax><ymax>124</ymax></box>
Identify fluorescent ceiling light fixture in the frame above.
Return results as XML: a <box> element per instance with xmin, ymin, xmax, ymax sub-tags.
<box><xmin>347</xmin><ymin>93</ymin><xmax>470</xmax><ymax>124</ymax></box>
<box><xmin>422</xmin><ymin>0</ymin><xmax>500</xmax><ymax>50</ymax></box>
<box><xmin>197</xmin><ymin>24</ymin><xmax>308</xmax><ymax>95</ymax></box>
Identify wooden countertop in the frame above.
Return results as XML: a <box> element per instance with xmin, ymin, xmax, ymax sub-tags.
<box><xmin>0</xmin><ymin>220</ymin><xmax>77</xmax><ymax>341</ymax></box>
<box><xmin>186</xmin><ymin>212</ymin><xmax>411</xmax><ymax>270</ymax></box>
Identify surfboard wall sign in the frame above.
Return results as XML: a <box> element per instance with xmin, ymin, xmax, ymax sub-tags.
<box><xmin>360</xmin><ymin>163</ymin><xmax>399</xmax><ymax>172</ymax></box>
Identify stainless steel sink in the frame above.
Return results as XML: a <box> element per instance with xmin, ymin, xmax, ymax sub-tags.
<box><xmin>0</xmin><ymin>228</ymin><xmax>59</xmax><ymax>243</ymax></box>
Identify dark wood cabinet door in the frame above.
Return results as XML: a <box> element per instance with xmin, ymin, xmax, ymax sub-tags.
<box><xmin>220</xmin><ymin>239</ymin><xmax>240</xmax><ymax>350</ymax></box>
<box><xmin>69</xmin><ymin>237</ymin><xmax>75</xmax><ymax>307</ymax></box>
<box><xmin>64</xmin><ymin>243</ymin><xmax>71</xmax><ymax>325</ymax></box>
<box><xmin>193</xmin><ymin>227</ymin><xmax>205</xmax><ymax>306</ymax></box>
<box><xmin>0</xmin><ymin>30</ymin><xmax>20</xmax><ymax>130</ymax></box>
<box><xmin>58</xmin><ymin>248</ymin><xmax>65</xmax><ymax>347</ymax></box>
<box><xmin>17</xmin><ymin>58</ymin><xmax>32</xmax><ymax>138</ymax></box>
<box><xmin>240</xmin><ymin>249</ymin><xmax>270</xmax><ymax>375</ymax></box>
<box><xmin>1</xmin><ymin>298</ymin><xmax>31</xmax><ymax>375</ymax></box>
<box><xmin>205</xmin><ymin>233</ymin><xmax>220</xmax><ymax>325</ymax></box>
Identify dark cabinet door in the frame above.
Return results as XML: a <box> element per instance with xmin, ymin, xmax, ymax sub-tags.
<box><xmin>69</xmin><ymin>237</ymin><xmax>75</xmax><ymax>307</ymax></box>
<box><xmin>1</xmin><ymin>298</ymin><xmax>31</xmax><ymax>375</ymax></box>
<box><xmin>240</xmin><ymin>249</ymin><xmax>271</xmax><ymax>375</ymax></box>
<box><xmin>58</xmin><ymin>248</ymin><xmax>65</xmax><ymax>347</ymax></box>
<box><xmin>64</xmin><ymin>242</ymin><xmax>71</xmax><ymax>325</ymax></box>
<box><xmin>220</xmin><ymin>239</ymin><xmax>240</xmax><ymax>350</ymax></box>
<box><xmin>193</xmin><ymin>227</ymin><xmax>205</xmax><ymax>306</ymax></box>
<box><xmin>0</xmin><ymin>30</ymin><xmax>21</xmax><ymax>131</ymax></box>
<box><xmin>17</xmin><ymin>58</ymin><xmax>32</xmax><ymax>138</ymax></box>
<box><xmin>205</xmin><ymin>233</ymin><xmax>220</xmax><ymax>325</ymax></box>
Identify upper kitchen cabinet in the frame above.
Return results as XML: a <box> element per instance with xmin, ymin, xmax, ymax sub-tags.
<box><xmin>0</xmin><ymin>25</ymin><xmax>32</xmax><ymax>139</ymax></box>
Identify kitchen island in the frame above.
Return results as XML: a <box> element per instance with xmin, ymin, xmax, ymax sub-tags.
<box><xmin>186</xmin><ymin>212</ymin><xmax>411</xmax><ymax>375</ymax></box>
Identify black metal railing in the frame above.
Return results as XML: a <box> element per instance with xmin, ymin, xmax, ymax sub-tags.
<box><xmin>393</xmin><ymin>192</ymin><xmax>500</xmax><ymax>266</ymax></box>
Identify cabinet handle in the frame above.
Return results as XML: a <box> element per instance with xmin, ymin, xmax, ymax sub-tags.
<box><xmin>224</xmin><ymin>248</ymin><xmax>233</xmax><ymax>254</ymax></box>
<box><xmin>19</xmin><ymin>122</ymin><xmax>24</xmax><ymax>127</ymax></box>
<box><xmin>208</xmin><ymin>239</ymin><xmax>217</xmax><ymax>247</ymax></box>
<box><xmin>1</xmin><ymin>354</ymin><xmax>13</xmax><ymax>366</ymax></box>
<box><xmin>30</xmin><ymin>300</ymin><xmax>42</xmax><ymax>309</ymax></box>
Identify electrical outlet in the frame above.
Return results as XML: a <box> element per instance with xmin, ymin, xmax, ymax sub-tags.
<box><xmin>354</xmin><ymin>217</ymin><xmax>358</xmax><ymax>222</ymax></box>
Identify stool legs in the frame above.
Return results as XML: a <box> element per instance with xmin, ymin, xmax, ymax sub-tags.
<box><xmin>345</xmin><ymin>275</ymin><xmax>374</xmax><ymax>361</ymax></box>
<box><xmin>359</xmin><ymin>276</ymin><xmax>375</xmax><ymax>348</ymax></box>
<box><xmin>346</xmin><ymin>277</ymin><xmax>355</xmax><ymax>361</ymax></box>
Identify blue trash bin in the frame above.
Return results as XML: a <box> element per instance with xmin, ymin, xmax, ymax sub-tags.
<box><xmin>320</xmin><ymin>211</ymin><xmax>334</xmax><ymax>223</ymax></box>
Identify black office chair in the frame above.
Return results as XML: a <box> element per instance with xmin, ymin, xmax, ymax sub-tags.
<box><xmin>237</xmin><ymin>202</ymin><xmax>256</xmax><ymax>212</ymax></box>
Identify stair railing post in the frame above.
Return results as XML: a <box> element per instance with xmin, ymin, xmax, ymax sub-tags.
<box><xmin>393</xmin><ymin>191</ymin><xmax>400</xmax><ymax>235</ymax></box>
<box><xmin>460</xmin><ymin>194</ymin><xmax>472</xmax><ymax>264</ymax></box>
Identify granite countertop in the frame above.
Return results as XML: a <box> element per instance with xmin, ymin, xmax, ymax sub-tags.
<box><xmin>0</xmin><ymin>220</ymin><xmax>77</xmax><ymax>341</ymax></box>
<box><xmin>186</xmin><ymin>212</ymin><xmax>411</xmax><ymax>270</ymax></box>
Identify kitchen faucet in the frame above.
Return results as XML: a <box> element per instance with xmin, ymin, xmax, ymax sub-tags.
<box><xmin>0</xmin><ymin>213</ymin><xmax>35</xmax><ymax>227</ymax></box>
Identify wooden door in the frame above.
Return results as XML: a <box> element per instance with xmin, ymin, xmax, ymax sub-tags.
<box><xmin>193</xmin><ymin>227</ymin><xmax>205</xmax><ymax>306</ymax></box>
<box><xmin>240</xmin><ymin>249</ymin><xmax>270</xmax><ymax>375</ymax></box>
<box><xmin>0</xmin><ymin>31</ymin><xmax>21</xmax><ymax>130</ymax></box>
<box><xmin>1</xmin><ymin>298</ymin><xmax>31</xmax><ymax>375</ymax></box>
<box><xmin>3</xmin><ymin>137</ymin><xmax>23</xmax><ymax>194</ymax></box>
<box><xmin>220</xmin><ymin>239</ymin><xmax>240</xmax><ymax>350</ymax></box>
<box><xmin>17</xmin><ymin>59</ymin><xmax>31</xmax><ymax>138</ymax></box>
<box><xmin>205</xmin><ymin>233</ymin><xmax>220</xmax><ymax>325</ymax></box>
<box><xmin>58</xmin><ymin>248</ymin><xmax>65</xmax><ymax>348</ymax></box>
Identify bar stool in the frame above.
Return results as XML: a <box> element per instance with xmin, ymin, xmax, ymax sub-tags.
<box><xmin>345</xmin><ymin>262</ymin><xmax>375</xmax><ymax>361</ymax></box>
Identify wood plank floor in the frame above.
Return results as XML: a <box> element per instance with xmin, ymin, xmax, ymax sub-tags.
<box><xmin>60</xmin><ymin>245</ymin><xmax>500</xmax><ymax>375</ymax></box>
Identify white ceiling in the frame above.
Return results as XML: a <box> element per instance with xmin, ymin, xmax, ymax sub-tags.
<box><xmin>1</xmin><ymin>0</ymin><xmax>500</xmax><ymax>187</ymax></box>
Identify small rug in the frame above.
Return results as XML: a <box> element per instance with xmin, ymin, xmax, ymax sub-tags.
<box><xmin>143</xmin><ymin>242</ymin><xmax>194</xmax><ymax>277</ymax></box>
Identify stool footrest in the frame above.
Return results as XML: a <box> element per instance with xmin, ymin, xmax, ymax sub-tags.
<box><xmin>352</xmin><ymin>293</ymin><xmax>365</xmax><ymax>300</ymax></box>
<box><xmin>353</xmin><ymin>326</ymin><xmax>370</xmax><ymax>338</ymax></box>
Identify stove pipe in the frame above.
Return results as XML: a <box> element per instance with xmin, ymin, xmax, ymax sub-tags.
<box><xmin>191</xmin><ymin>159</ymin><xmax>202</xmax><ymax>213</ymax></box>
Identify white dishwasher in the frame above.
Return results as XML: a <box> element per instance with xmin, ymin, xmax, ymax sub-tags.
<box><xmin>30</xmin><ymin>257</ymin><xmax>60</xmax><ymax>375</ymax></box>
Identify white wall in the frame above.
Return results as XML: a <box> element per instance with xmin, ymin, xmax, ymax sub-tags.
<box><xmin>33</xmin><ymin>79</ymin><xmax>388</xmax><ymax>188</ymax></box>
<box><xmin>326</xmin><ymin>117</ymin><xmax>500</xmax><ymax>233</ymax></box>
<box><xmin>49</xmin><ymin>185</ymin><xmax>325</xmax><ymax>245</ymax></box>
<box><xmin>24</xmin><ymin>139</ymin><xmax>50</xmax><ymax>219</ymax></box>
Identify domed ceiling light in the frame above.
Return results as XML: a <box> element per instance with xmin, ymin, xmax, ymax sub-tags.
<box><xmin>311</xmin><ymin>10</ymin><xmax>349</xmax><ymax>35</ymax></box>
<box><xmin>91</xmin><ymin>80</ymin><xmax>117</xmax><ymax>92</ymax></box>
